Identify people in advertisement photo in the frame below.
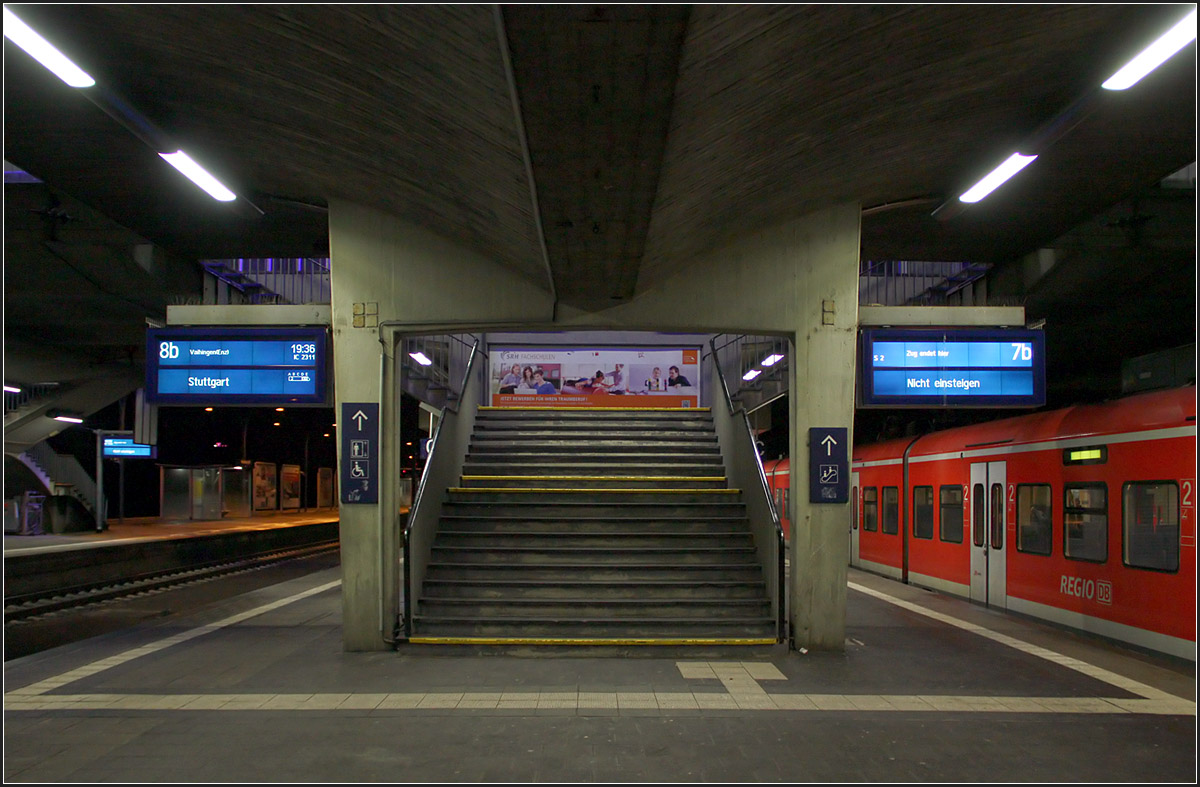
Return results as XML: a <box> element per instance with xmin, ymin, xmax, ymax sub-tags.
<box><xmin>532</xmin><ymin>368</ymin><xmax>558</xmax><ymax>394</ymax></box>
<box><xmin>644</xmin><ymin>366</ymin><xmax>665</xmax><ymax>392</ymax></box>
<box><xmin>498</xmin><ymin>363</ymin><xmax>522</xmax><ymax>394</ymax></box>
<box><xmin>667</xmin><ymin>365</ymin><xmax>692</xmax><ymax>389</ymax></box>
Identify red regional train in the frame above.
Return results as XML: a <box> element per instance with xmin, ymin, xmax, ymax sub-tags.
<box><xmin>764</xmin><ymin>385</ymin><xmax>1196</xmax><ymax>660</ymax></box>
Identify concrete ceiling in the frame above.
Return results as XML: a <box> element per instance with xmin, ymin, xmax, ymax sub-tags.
<box><xmin>3</xmin><ymin>5</ymin><xmax>1196</xmax><ymax>362</ymax></box>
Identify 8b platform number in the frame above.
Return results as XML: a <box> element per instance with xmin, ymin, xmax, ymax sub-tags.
<box><xmin>159</xmin><ymin>341</ymin><xmax>180</xmax><ymax>360</ymax></box>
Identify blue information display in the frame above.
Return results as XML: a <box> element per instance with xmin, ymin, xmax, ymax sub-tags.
<box><xmin>103</xmin><ymin>437</ymin><xmax>155</xmax><ymax>458</ymax></box>
<box><xmin>146</xmin><ymin>327</ymin><xmax>328</xmax><ymax>405</ymax></box>
<box><xmin>860</xmin><ymin>328</ymin><xmax>1046</xmax><ymax>408</ymax></box>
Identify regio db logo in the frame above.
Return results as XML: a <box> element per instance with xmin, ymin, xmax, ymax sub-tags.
<box><xmin>1059</xmin><ymin>575</ymin><xmax>1113</xmax><ymax>606</ymax></box>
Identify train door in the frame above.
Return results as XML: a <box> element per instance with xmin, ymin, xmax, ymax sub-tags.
<box><xmin>850</xmin><ymin>473</ymin><xmax>860</xmax><ymax>566</ymax></box>
<box><xmin>969</xmin><ymin>461</ymin><xmax>1007</xmax><ymax>607</ymax></box>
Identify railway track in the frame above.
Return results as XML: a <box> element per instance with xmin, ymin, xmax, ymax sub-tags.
<box><xmin>4</xmin><ymin>539</ymin><xmax>339</xmax><ymax>623</ymax></box>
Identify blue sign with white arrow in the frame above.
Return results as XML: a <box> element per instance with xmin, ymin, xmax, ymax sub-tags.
<box><xmin>341</xmin><ymin>402</ymin><xmax>379</xmax><ymax>504</ymax></box>
<box><xmin>808</xmin><ymin>427</ymin><xmax>848</xmax><ymax>504</ymax></box>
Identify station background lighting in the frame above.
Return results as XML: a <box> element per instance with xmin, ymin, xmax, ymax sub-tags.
<box><xmin>3</xmin><ymin>7</ymin><xmax>96</xmax><ymax>88</ymax></box>
<box><xmin>1102</xmin><ymin>9</ymin><xmax>1197</xmax><ymax>91</ymax></box>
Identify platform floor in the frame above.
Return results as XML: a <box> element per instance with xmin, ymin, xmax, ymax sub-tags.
<box><xmin>3</xmin><ymin>508</ymin><xmax>341</xmax><ymax>556</ymax></box>
<box><xmin>3</xmin><ymin>565</ymin><xmax>1194</xmax><ymax>782</ymax></box>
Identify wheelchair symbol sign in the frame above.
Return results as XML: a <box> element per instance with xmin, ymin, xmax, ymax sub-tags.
<box><xmin>350</xmin><ymin>460</ymin><xmax>369</xmax><ymax>479</ymax></box>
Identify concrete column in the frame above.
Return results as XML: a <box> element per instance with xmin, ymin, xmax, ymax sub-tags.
<box><xmin>328</xmin><ymin>198</ymin><xmax>553</xmax><ymax>651</ymax></box>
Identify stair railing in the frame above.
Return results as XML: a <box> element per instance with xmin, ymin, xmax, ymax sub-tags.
<box><xmin>401</xmin><ymin>336</ymin><xmax>486</xmax><ymax>639</ymax></box>
<box><xmin>707</xmin><ymin>338</ymin><xmax>786</xmax><ymax>642</ymax></box>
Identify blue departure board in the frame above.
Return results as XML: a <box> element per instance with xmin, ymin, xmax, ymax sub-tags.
<box><xmin>103</xmin><ymin>437</ymin><xmax>155</xmax><ymax>457</ymax></box>
<box><xmin>859</xmin><ymin>328</ymin><xmax>1045</xmax><ymax>408</ymax></box>
<box><xmin>146</xmin><ymin>327</ymin><xmax>329</xmax><ymax>405</ymax></box>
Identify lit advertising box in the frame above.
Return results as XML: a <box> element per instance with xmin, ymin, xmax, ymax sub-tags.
<box><xmin>146</xmin><ymin>327</ymin><xmax>328</xmax><ymax>405</ymax></box>
<box><xmin>859</xmin><ymin>328</ymin><xmax>1046</xmax><ymax>408</ymax></box>
<box><xmin>490</xmin><ymin>347</ymin><xmax>701</xmax><ymax>408</ymax></box>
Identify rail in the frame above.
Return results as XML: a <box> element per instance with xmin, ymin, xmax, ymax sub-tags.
<box><xmin>21</xmin><ymin>442</ymin><xmax>96</xmax><ymax>517</ymax></box>
<box><xmin>402</xmin><ymin>335</ymin><xmax>486</xmax><ymax>639</ymax></box>
<box><xmin>858</xmin><ymin>259</ymin><xmax>991</xmax><ymax>306</ymax></box>
<box><xmin>4</xmin><ymin>382</ymin><xmax>63</xmax><ymax>415</ymax></box>
<box><xmin>710</xmin><ymin>333</ymin><xmax>789</xmax><ymax>409</ymax></box>
<box><xmin>201</xmin><ymin>257</ymin><xmax>332</xmax><ymax>305</ymax></box>
<box><xmin>707</xmin><ymin>337</ymin><xmax>786</xmax><ymax>642</ymax></box>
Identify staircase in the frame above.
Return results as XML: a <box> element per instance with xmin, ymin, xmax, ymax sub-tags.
<box><xmin>410</xmin><ymin>407</ymin><xmax>776</xmax><ymax>644</ymax></box>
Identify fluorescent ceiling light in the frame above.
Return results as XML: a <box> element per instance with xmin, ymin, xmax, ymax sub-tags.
<box><xmin>1102</xmin><ymin>9</ymin><xmax>1197</xmax><ymax>91</ymax></box>
<box><xmin>3</xmin><ymin>7</ymin><xmax>96</xmax><ymax>88</ymax></box>
<box><xmin>159</xmin><ymin>150</ymin><xmax>237</xmax><ymax>201</ymax></box>
<box><xmin>409</xmin><ymin>351</ymin><xmax>433</xmax><ymax>366</ymax></box>
<box><xmin>742</xmin><ymin>369</ymin><xmax>762</xmax><ymax>382</ymax></box>
<box><xmin>53</xmin><ymin>415</ymin><xmax>84</xmax><ymax>424</ymax></box>
<box><xmin>959</xmin><ymin>152</ymin><xmax>1038</xmax><ymax>203</ymax></box>
<box><xmin>761</xmin><ymin>354</ymin><xmax>784</xmax><ymax>367</ymax></box>
<box><xmin>4</xmin><ymin>385</ymin><xmax>21</xmax><ymax>393</ymax></box>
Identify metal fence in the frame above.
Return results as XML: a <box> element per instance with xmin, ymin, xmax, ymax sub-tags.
<box><xmin>202</xmin><ymin>257</ymin><xmax>332</xmax><ymax>304</ymax></box>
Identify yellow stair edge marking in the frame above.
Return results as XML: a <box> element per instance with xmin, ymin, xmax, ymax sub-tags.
<box><xmin>448</xmin><ymin>487</ymin><xmax>741</xmax><ymax>494</ymax></box>
<box><xmin>461</xmin><ymin>475</ymin><xmax>727</xmax><ymax>482</ymax></box>
<box><xmin>479</xmin><ymin>406</ymin><xmax>710</xmax><ymax>412</ymax></box>
<box><xmin>407</xmin><ymin>637</ymin><xmax>777</xmax><ymax>646</ymax></box>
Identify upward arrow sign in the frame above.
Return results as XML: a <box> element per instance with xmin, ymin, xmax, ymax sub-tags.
<box><xmin>352</xmin><ymin>409</ymin><xmax>369</xmax><ymax>430</ymax></box>
<box><xmin>820</xmin><ymin>434</ymin><xmax>838</xmax><ymax>456</ymax></box>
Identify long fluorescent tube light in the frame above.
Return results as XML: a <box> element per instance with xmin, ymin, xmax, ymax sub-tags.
<box><xmin>3</xmin><ymin>7</ymin><xmax>96</xmax><ymax>88</ymax></box>
<box><xmin>742</xmin><ymin>369</ymin><xmax>762</xmax><ymax>382</ymax></box>
<box><xmin>4</xmin><ymin>385</ymin><xmax>21</xmax><ymax>393</ymax></box>
<box><xmin>1102</xmin><ymin>9</ymin><xmax>1197</xmax><ymax>91</ymax></box>
<box><xmin>761</xmin><ymin>354</ymin><xmax>784</xmax><ymax>367</ymax></box>
<box><xmin>409</xmin><ymin>351</ymin><xmax>433</xmax><ymax>366</ymax></box>
<box><xmin>53</xmin><ymin>415</ymin><xmax>84</xmax><ymax>424</ymax></box>
<box><xmin>159</xmin><ymin>150</ymin><xmax>237</xmax><ymax>201</ymax></box>
<box><xmin>959</xmin><ymin>152</ymin><xmax>1038</xmax><ymax>203</ymax></box>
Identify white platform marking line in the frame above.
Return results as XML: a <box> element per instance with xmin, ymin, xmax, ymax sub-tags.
<box><xmin>848</xmin><ymin>581</ymin><xmax>1193</xmax><ymax>709</ymax></box>
<box><xmin>9</xmin><ymin>579</ymin><xmax>342</xmax><ymax>697</ymax></box>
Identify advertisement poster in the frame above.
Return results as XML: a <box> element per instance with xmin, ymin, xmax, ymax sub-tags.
<box><xmin>490</xmin><ymin>347</ymin><xmax>700</xmax><ymax>408</ymax></box>
<box><xmin>280</xmin><ymin>464</ymin><xmax>301</xmax><ymax>510</ymax></box>
<box><xmin>253</xmin><ymin>461</ymin><xmax>277</xmax><ymax>511</ymax></box>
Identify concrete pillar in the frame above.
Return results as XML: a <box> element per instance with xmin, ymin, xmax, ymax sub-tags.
<box><xmin>328</xmin><ymin>198</ymin><xmax>553</xmax><ymax>651</ymax></box>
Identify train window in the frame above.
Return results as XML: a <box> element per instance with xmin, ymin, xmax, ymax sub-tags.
<box><xmin>851</xmin><ymin>486</ymin><xmax>858</xmax><ymax>530</ymax></box>
<box><xmin>1064</xmin><ymin>484</ymin><xmax>1107</xmax><ymax>563</ymax></box>
<box><xmin>913</xmin><ymin>486</ymin><xmax>934</xmax><ymax>539</ymax></box>
<box><xmin>863</xmin><ymin>487</ymin><xmax>878</xmax><ymax>532</ymax></box>
<box><xmin>939</xmin><ymin>485</ymin><xmax>963</xmax><ymax>543</ymax></box>
<box><xmin>989</xmin><ymin>483</ymin><xmax>1004</xmax><ymax>550</ymax></box>
<box><xmin>1016</xmin><ymin>484</ymin><xmax>1053</xmax><ymax>556</ymax></box>
<box><xmin>973</xmin><ymin>483</ymin><xmax>985</xmax><ymax>546</ymax></box>
<box><xmin>1122</xmin><ymin>482</ymin><xmax>1179</xmax><ymax>572</ymax></box>
<box><xmin>882</xmin><ymin>487</ymin><xmax>899</xmax><ymax>535</ymax></box>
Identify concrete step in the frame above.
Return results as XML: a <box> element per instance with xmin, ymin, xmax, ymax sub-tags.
<box><xmin>444</xmin><ymin>489</ymin><xmax>742</xmax><ymax>505</ymax></box>
<box><xmin>424</xmin><ymin>563</ymin><xmax>764</xmax><ymax>582</ymax></box>
<box><xmin>441</xmin><ymin>500</ymin><xmax>749</xmax><ymax>518</ymax></box>
<box><xmin>410</xmin><ymin>617</ymin><xmax>776</xmax><ymax>640</ymax></box>
<box><xmin>436</xmin><ymin>515</ymin><xmax>751</xmax><ymax>534</ymax></box>
<box><xmin>435</xmin><ymin>530</ymin><xmax>754</xmax><ymax>548</ymax></box>
<box><xmin>420</xmin><ymin>578</ymin><xmax>769</xmax><ymax>600</ymax></box>
<box><xmin>457</xmin><ymin>475</ymin><xmax>729</xmax><ymax>490</ymax></box>
<box><xmin>430</xmin><ymin>545</ymin><xmax>758</xmax><ymax>565</ymax></box>
<box><xmin>417</xmin><ymin>598</ymin><xmax>771</xmax><ymax>619</ymax></box>
<box><xmin>461</xmin><ymin>462</ymin><xmax>724</xmax><ymax>476</ymax></box>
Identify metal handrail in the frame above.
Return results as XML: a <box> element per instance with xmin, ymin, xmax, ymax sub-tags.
<box><xmin>403</xmin><ymin>337</ymin><xmax>481</xmax><ymax>639</ymax></box>
<box><xmin>709</xmin><ymin>337</ymin><xmax>786</xmax><ymax>641</ymax></box>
